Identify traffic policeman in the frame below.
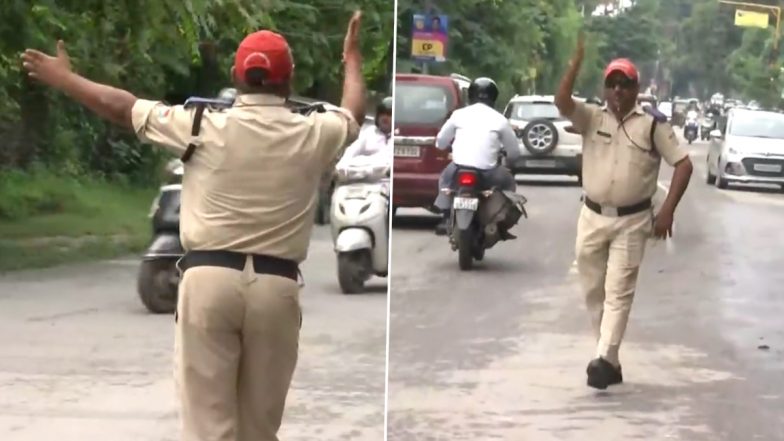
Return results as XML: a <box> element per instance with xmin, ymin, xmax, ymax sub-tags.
<box><xmin>554</xmin><ymin>34</ymin><xmax>693</xmax><ymax>390</ymax></box>
<box><xmin>22</xmin><ymin>10</ymin><xmax>366</xmax><ymax>440</ymax></box>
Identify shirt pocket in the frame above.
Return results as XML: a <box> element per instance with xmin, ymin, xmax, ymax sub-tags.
<box><xmin>625</xmin><ymin>139</ymin><xmax>658</xmax><ymax>174</ymax></box>
<box><xmin>586</xmin><ymin>128</ymin><xmax>613</xmax><ymax>153</ymax></box>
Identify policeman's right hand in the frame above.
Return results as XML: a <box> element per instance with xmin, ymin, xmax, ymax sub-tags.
<box><xmin>21</xmin><ymin>40</ymin><xmax>73</xmax><ymax>89</ymax></box>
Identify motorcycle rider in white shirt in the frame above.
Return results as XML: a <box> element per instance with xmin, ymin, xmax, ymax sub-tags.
<box><xmin>336</xmin><ymin>96</ymin><xmax>392</xmax><ymax>173</ymax></box>
<box><xmin>433</xmin><ymin>77</ymin><xmax>521</xmax><ymax>237</ymax></box>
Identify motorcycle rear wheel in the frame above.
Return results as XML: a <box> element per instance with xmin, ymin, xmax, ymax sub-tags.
<box><xmin>457</xmin><ymin>228</ymin><xmax>475</xmax><ymax>271</ymax></box>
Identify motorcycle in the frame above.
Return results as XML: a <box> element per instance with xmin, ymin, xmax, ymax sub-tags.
<box><xmin>700</xmin><ymin>115</ymin><xmax>715</xmax><ymax>141</ymax></box>
<box><xmin>442</xmin><ymin>167</ymin><xmax>528</xmax><ymax>270</ymax></box>
<box><xmin>330</xmin><ymin>163</ymin><xmax>390</xmax><ymax>294</ymax></box>
<box><xmin>137</xmin><ymin>163</ymin><xmax>184</xmax><ymax>313</ymax></box>
<box><xmin>684</xmin><ymin>111</ymin><xmax>699</xmax><ymax>144</ymax></box>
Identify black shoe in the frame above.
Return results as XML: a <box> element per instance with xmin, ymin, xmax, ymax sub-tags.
<box><xmin>586</xmin><ymin>357</ymin><xmax>623</xmax><ymax>390</ymax></box>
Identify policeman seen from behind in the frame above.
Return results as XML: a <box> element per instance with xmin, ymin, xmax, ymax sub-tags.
<box><xmin>22</xmin><ymin>10</ymin><xmax>365</xmax><ymax>441</ymax></box>
<box><xmin>433</xmin><ymin>77</ymin><xmax>520</xmax><ymax>237</ymax></box>
<box><xmin>554</xmin><ymin>34</ymin><xmax>693</xmax><ymax>390</ymax></box>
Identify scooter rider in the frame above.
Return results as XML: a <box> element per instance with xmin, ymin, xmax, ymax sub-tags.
<box><xmin>336</xmin><ymin>96</ymin><xmax>392</xmax><ymax>171</ymax></box>
<box><xmin>433</xmin><ymin>77</ymin><xmax>521</xmax><ymax>237</ymax></box>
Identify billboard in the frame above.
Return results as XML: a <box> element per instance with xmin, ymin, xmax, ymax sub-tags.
<box><xmin>411</xmin><ymin>14</ymin><xmax>448</xmax><ymax>62</ymax></box>
<box><xmin>735</xmin><ymin>9</ymin><xmax>770</xmax><ymax>29</ymax></box>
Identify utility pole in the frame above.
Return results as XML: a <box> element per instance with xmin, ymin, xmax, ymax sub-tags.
<box><xmin>420</xmin><ymin>0</ymin><xmax>435</xmax><ymax>74</ymax></box>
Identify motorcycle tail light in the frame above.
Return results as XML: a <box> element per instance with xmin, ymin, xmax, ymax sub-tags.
<box><xmin>458</xmin><ymin>172</ymin><xmax>477</xmax><ymax>187</ymax></box>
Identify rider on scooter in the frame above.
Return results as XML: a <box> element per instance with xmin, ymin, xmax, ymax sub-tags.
<box><xmin>336</xmin><ymin>96</ymin><xmax>392</xmax><ymax>172</ymax></box>
<box><xmin>433</xmin><ymin>77</ymin><xmax>521</xmax><ymax>238</ymax></box>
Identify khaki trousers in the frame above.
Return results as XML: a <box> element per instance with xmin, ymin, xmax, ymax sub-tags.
<box><xmin>174</xmin><ymin>256</ymin><xmax>301</xmax><ymax>441</ymax></box>
<box><xmin>575</xmin><ymin>205</ymin><xmax>652</xmax><ymax>366</ymax></box>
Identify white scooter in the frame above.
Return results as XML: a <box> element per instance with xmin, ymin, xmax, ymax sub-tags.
<box><xmin>329</xmin><ymin>162</ymin><xmax>390</xmax><ymax>294</ymax></box>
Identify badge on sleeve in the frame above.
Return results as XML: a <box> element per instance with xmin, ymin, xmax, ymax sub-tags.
<box><xmin>156</xmin><ymin>106</ymin><xmax>173</xmax><ymax>124</ymax></box>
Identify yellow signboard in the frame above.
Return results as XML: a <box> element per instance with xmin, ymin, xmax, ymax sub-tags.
<box><xmin>735</xmin><ymin>9</ymin><xmax>769</xmax><ymax>28</ymax></box>
<box><xmin>411</xmin><ymin>39</ymin><xmax>446</xmax><ymax>61</ymax></box>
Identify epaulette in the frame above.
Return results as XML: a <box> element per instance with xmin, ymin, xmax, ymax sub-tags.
<box><xmin>291</xmin><ymin>102</ymin><xmax>328</xmax><ymax>116</ymax></box>
<box><xmin>643</xmin><ymin>105</ymin><xmax>668</xmax><ymax>123</ymax></box>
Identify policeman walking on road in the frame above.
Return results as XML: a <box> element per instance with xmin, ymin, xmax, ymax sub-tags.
<box><xmin>22</xmin><ymin>10</ymin><xmax>366</xmax><ymax>440</ymax></box>
<box><xmin>554</xmin><ymin>34</ymin><xmax>693</xmax><ymax>390</ymax></box>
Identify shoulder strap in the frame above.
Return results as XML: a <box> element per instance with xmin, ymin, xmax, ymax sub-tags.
<box><xmin>180</xmin><ymin>103</ymin><xmax>207</xmax><ymax>163</ymax></box>
<box><xmin>649</xmin><ymin>117</ymin><xmax>658</xmax><ymax>153</ymax></box>
<box><xmin>180</xmin><ymin>102</ymin><xmax>327</xmax><ymax>163</ymax></box>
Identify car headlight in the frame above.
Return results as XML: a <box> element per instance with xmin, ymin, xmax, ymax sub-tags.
<box><xmin>728</xmin><ymin>147</ymin><xmax>739</xmax><ymax>155</ymax></box>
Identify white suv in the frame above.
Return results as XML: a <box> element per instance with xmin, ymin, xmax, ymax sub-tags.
<box><xmin>503</xmin><ymin>95</ymin><xmax>584</xmax><ymax>183</ymax></box>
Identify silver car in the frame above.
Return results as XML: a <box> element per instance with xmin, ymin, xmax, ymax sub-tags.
<box><xmin>503</xmin><ymin>95</ymin><xmax>584</xmax><ymax>183</ymax></box>
<box><xmin>707</xmin><ymin>108</ymin><xmax>784</xmax><ymax>189</ymax></box>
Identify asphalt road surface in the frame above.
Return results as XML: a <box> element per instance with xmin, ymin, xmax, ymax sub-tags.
<box><xmin>387</xmin><ymin>138</ymin><xmax>784</xmax><ymax>441</ymax></box>
<box><xmin>0</xmin><ymin>226</ymin><xmax>387</xmax><ymax>441</ymax></box>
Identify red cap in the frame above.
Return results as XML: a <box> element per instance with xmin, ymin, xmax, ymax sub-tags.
<box><xmin>234</xmin><ymin>30</ymin><xmax>294</xmax><ymax>85</ymax></box>
<box><xmin>604</xmin><ymin>58</ymin><xmax>639</xmax><ymax>82</ymax></box>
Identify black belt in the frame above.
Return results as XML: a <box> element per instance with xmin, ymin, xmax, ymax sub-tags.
<box><xmin>584</xmin><ymin>196</ymin><xmax>651</xmax><ymax>217</ymax></box>
<box><xmin>178</xmin><ymin>250</ymin><xmax>299</xmax><ymax>282</ymax></box>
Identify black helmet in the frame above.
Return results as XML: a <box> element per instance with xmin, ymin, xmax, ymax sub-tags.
<box><xmin>468</xmin><ymin>77</ymin><xmax>499</xmax><ymax>106</ymax></box>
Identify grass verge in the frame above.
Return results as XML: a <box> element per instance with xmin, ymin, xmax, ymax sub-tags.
<box><xmin>0</xmin><ymin>169</ymin><xmax>158</xmax><ymax>272</ymax></box>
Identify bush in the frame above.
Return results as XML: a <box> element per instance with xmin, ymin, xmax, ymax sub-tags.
<box><xmin>0</xmin><ymin>167</ymin><xmax>85</xmax><ymax>220</ymax></box>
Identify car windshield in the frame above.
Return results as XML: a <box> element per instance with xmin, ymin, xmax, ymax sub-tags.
<box><xmin>395</xmin><ymin>83</ymin><xmax>454</xmax><ymax>125</ymax></box>
<box><xmin>729</xmin><ymin>113</ymin><xmax>784</xmax><ymax>139</ymax></box>
<box><xmin>505</xmin><ymin>102</ymin><xmax>563</xmax><ymax>121</ymax></box>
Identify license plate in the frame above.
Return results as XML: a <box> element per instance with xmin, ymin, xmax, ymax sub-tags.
<box><xmin>754</xmin><ymin>163</ymin><xmax>782</xmax><ymax>173</ymax></box>
<box><xmin>394</xmin><ymin>145</ymin><xmax>420</xmax><ymax>157</ymax></box>
<box><xmin>453</xmin><ymin>197</ymin><xmax>479</xmax><ymax>210</ymax></box>
<box><xmin>526</xmin><ymin>159</ymin><xmax>557</xmax><ymax>168</ymax></box>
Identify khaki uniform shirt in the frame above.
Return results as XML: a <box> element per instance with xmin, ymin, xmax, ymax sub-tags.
<box><xmin>570</xmin><ymin>101</ymin><xmax>688</xmax><ymax>207</ymax></box>
<box><xmin>131</xmin><ymin>94</ymin><xmax>359</xmax><ymax>263</ymax></box>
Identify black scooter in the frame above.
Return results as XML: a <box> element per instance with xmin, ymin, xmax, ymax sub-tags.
<box><xmin>136</xmin><ymin>90</ymin><xmax>236</xmax><ymax>313</ymax></box>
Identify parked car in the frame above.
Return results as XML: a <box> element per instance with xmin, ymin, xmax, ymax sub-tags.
<box><xmin>657</xmin><ymin>100</ymin><xmax>673</xmax><ymax>122</ymax></box>
<box><xmin>503</xmin><ymin>94</ymin><xmax>584</xmax><ymax>183</ymax></box>
<box><xmin>392</xmin><ymin>73</ymin><xmax>467</xmax><ymax>215</ymax></box>
<box><xmin>706</xmin><ymin>108</ymin><xmax>784</xmax><ymax>190</ymax></box>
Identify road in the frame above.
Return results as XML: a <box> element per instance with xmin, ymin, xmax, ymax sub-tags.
<box><xmin>0</xmin><ymin>226</ymin><xmax>387</xmax><ymax>441</ymax></box>
<box><xmin>387</xmin><ymin>139</ymin><xmax>784</xmax><ymax>440</ymax></box>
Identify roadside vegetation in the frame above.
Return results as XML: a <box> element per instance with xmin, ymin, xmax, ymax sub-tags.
<box><xmin>0</xmin><ymin>1</ymin><xmax>393</xmax><ymax>271</ymax></box>
<box><xmin>396</xmin><ymin>0</ymin><xmax>784</xmax><ymax>107</ymax></box>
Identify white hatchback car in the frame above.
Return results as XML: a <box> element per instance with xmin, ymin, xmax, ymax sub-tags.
<box><xmin>503</xmin><ymin>95</ymin><xmax>585</xmax><ymax>182</ymax></box>
<box><xmin>707</xmin><ymin>108</ymin><xmax>784</xmax><ymax>189</ymax></box>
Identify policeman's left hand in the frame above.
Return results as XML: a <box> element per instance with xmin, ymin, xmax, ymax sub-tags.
<box><xmin>21</xmin><ymin>40</ymin><xmax>73</xmax><ymax>89</ymax></box>
<box><xmin>653</xmin><ymin>209</ymin><xmax>674</xmax><ymax>239</ymax></box>
<box><xmin>343</xmin><ymin>10</ymin><xmax>362</xmax><ymax>63</ymax></box>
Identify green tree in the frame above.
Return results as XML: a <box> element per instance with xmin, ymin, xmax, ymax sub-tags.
<box><xmin>1</xmin><ymin>0</ymin><xmax>393</xmax><ymax>182</ymax></box>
